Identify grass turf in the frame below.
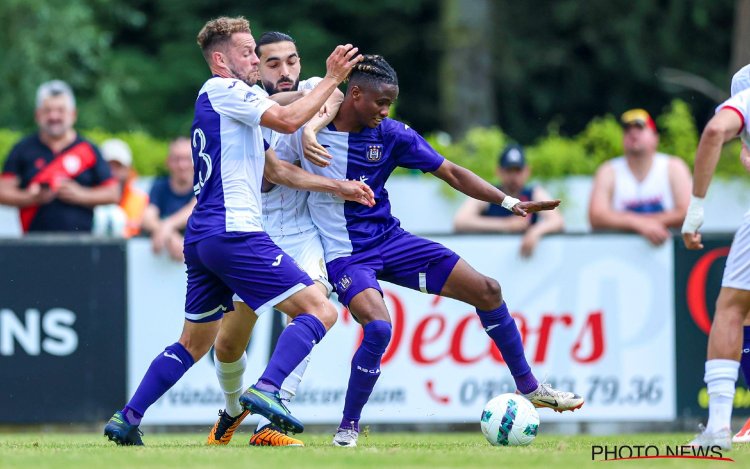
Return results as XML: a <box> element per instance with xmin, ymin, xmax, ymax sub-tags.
<box><xmin>0</xmin><ymin>432</ymin><xmax>747</xmax><ymax>468</ymax></box>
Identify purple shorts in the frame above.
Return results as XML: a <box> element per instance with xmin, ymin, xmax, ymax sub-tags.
<box><xmin>183</xmin><ymin>232</ymin><xmax>313</xmax><ymax>322</ymax></box>
<box><xmin>326</xmin><ymin>230</ymin><xmax>460</xmax><ymax>307</ymax></box>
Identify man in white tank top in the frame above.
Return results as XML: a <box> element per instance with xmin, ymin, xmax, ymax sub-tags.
<box><xmin>588</xmin><ymin>108</ymin><xmax>692</xmax><ymax>244</ymax></box>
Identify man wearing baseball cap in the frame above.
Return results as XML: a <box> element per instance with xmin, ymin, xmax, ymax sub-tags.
<box><xmin>588</xmin><ymin>108</ymin><xmax>692</xmax><ymax>245</ymax></box>
<box><xmin>97</xmin><ymin>138</ymin><xmax>149</xmax><ymax>237</ymax></box>
<box><xmin>454</xmin><ymin>143</ymin><xmax>564</xmax><ymax>257</ymax></box>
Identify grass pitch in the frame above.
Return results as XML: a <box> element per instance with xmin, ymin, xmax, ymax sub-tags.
<box><xmin>0</xmin><ymin>432</ymin><xmax>747</xmax><ymax>469</ymax></box>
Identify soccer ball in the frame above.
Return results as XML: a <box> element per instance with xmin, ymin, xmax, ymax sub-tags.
<box><xmin>480</xmin><ymin>393</ymin><xmax>539</xmax><ymax>446</ymax></box>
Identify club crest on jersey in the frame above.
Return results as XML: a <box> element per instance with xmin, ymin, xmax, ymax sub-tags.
<box><xmin>366</xmin><ymin>144</ymin><xmax>383</xmax><ymax>162</ymax></box>
<box><xmin>338</xmin><ymin>275</ymin><xmax>352</xmax><ymax>292</ymax></box>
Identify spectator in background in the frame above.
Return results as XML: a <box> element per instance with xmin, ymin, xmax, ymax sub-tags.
<box><xmin>588</xmin><ymin>109</ymin><xmax>692</xmax><ymax>245</ymax></box>
<box><xmin>453</xmin><ymin>144</ymin><xmax>564</xmax><ymax>257</ymax></box>
<box><xmin>141</xmin><ymin>137</ymin><xmax>195</xmax><ymax>261</ymax></box>
<box><xmin>0</xmin><ymin>80</ymin><xmax>119</xmax><ymax>232</ymax></box>
<box><xmin>94</xmin><ymin>139</ymin><xmax>149</xmax><ymax>237</ymax></box>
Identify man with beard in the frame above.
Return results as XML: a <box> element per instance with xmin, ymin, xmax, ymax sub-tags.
<box><xmin>0</xmin><ymin>80</ymin><xmax>119</xmax><ymax>232</ymax></box>
<box><xmin>208</xmin><ymin>31</ymin><xmax>343</xmax><ymax>447</ymax></box>
<box><xmin>103</xmin><ymin>16</ymin><xmax>373</xmax><ymax>446</ymax></box>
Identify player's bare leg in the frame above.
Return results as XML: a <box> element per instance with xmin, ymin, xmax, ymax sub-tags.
<box><xmin>440</xmin><ymin>258</ymin><xmax>583</xmax><ymax>412</ymax></box>
<box><xmin>239</xmin><ymin>284</ymin><xmax>337</xmax><ymax>434</ymax></box>
<box><xmin>692</xmin><ymin>287</ymin><xmax>750</xmax><ymax>449</ymax></box>
<box><xmin>106</xmin><ymin>319</ymin><xmax>221</xmax><ymax>445</ymax></box>
<box><xmin>333</xmin><ymin>288</ymin><xmax>392</xmax><ymax>447</ymax></box>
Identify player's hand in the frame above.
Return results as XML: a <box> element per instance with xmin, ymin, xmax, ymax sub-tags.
<box><xmin>302</xmin><ymin>127</ymin><xmax>332</xmax><ymax>167</ymax></box>
<box><xmin>334</xmin><ymin>180</ymin><xmax>375</xmax><ymax>207</ymax></box>
<box><xmin>682</xmin><ymin>232</ymin><xmax>704</xmax><ymax>250</ymax></box>
<box><xmin>511</xmin><ymin>199</ymin><xmax>560</xmax><ymax>217</ymax></box>
<box><xmin>325</xmin><ymin>44</ymin><xmax>363</xmax><ymax>83</ymax></box>
<box><xmin>56</xmin><ymin>179</ymin><xmax>86</xmax><ymax>205</ymax></box>
<box><xmin>637</xmin><ymin>218</ymin><xmax>671</xmax><ymax>246</ymax></box>
<box><xmin>681</xmin><ymin>195</ymin><xmax>705</xmax><ymax>249</ymax></box>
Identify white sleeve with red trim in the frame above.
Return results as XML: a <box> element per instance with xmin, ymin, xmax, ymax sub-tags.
<box><xmin>717</xmin><ymin>88</ymin><xmax>750</xmax><ymax>146</ymax></box>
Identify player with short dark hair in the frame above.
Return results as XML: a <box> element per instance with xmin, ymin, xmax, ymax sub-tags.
<box><xmin>102</xmin><ymin>16</ymin><xmax>371</xmax><ymax>446</ymax></box>
<box><xmin>280</xmin><ymin>55</ymin><xmax>584</xmax><ymax>447</ymax></box>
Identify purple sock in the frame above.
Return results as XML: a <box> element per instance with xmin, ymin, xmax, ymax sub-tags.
<box><xmin>257</xmin><ymin>313</ymin><xmax>326</xmax><ymax>391</ymax></box>
<box><xmin>122</xmin><ymin>342</ymin><xmax>194</xmax><ymax>425</ymax></box>
<box><xmin>741</xmin><ymin>326</ymin><xmax>750</xmax><ymax>387</ymax></box>
<box><xmin>340</xmin><ymin>320</ymin><xmax>392</xmax><ymax>431</ymax></box>
<box><xmin>477</xmin><ymin>302</ymin><xmax>538</xmax><ymax>394</ymax></box>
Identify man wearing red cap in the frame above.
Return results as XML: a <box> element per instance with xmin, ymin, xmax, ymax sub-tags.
<box><xmin>588</xmin><ymin>108</ymin><xmax>692</xmax><ymax>245</ymax></box>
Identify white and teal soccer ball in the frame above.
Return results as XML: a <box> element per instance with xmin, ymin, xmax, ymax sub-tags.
<box><xmin>480</xmin><ymin>393</ymin><xmax>539</xmax><ymax>446</ymax></box>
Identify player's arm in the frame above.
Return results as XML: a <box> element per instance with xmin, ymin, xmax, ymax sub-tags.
<box><xmin>682</xmin><ymin>108</ymin><xmax>745</xmax><ymax>249</ymax></box>
<box><xmin>260</xmin><ymin>45</ymin><xmax>361</xmax><ymax>134</ymax></box>
<box><xmin>452</xmin><ymin>197</ymin><xmax>529</xmax><ymax>233</ymax></box>
<box><xmin>431</xmin><ymin>159</ymin><xmax>559</xmax><ymax>217</ymax></box>
<box><xmin>263</xmin><ymin>147</ymin><xmax>375</xmax><ymax>206</ymax></box>
<box><xmin>267</xmin><ymin>90</ymin><xmax>309</xmax><ymax>105</ymax></box>
<box><xmin>301</xmin><ymin>90</ymin><xmax>345</xmax><ymax>167</ymax></box>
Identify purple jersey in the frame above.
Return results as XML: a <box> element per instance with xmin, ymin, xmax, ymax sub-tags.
<box><xmin>185</xmin><ymin>78</ymin><xmax>275</xmax><ymax>244</ymax></box>
<box><xmin>276</xmin><ymin>118</ymin><xmax>444</xmax><ymax>261</ymax></box>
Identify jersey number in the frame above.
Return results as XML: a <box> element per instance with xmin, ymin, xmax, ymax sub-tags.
<box><xmin>192</xmin><ymin>128</ymin><xmax>212</xmax><ymax>195</ymax></box>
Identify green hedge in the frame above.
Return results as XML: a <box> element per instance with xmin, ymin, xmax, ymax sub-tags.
<box><xmin>0</xmin><ymin>99</ymin><xmax>743</xmax><ymax>179</ymax></box>
<box><xmin>425</xmin><ymin>99</ymin><xmax>744</xmax><ymax>181</ymax></box>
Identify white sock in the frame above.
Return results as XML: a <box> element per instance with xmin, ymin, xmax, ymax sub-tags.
<box><xmin>704</xmin><ymin>359</ymin><xmax>739</xmax><ymax>433</ymax></box>
<box><xmin>215</xmin><ymin>351</ymin><xmax>247</xmax><ymax>418</ymax></box>
<box><xmin>256</xmin><ymin>354</ymin><xmax>311</xmax><ymax>431</ymax></box>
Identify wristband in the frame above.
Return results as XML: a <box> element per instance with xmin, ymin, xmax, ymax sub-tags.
<box><xmin>501</xmin><ymin>196</ymin><xmax>520</xmax><ymax>211</ymax></box>
<box><xmin>681</xmin><ymin>195</ymin><xmax>705</xmax><ymax>234</ymax></box>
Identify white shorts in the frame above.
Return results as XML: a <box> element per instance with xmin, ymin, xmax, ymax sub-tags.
<box><xmin>232</xmin><ymin>228</ymin><xmax>331</xmax><ymax>315</ymax></box>
<box><xmin>722</xmin><ymin>216</ymin><xmax>750</xmax><ymax>290</ymax></box>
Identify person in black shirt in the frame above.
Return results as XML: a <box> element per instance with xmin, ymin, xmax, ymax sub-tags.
<box><xmin>453</xmin><ymin>144</ymin><xmax>564</xmax><ymax>257</ymax></box>
<box><xmin>0</xmin><ymin>80</ymin><xmax>119</xmax><ymax>233</ymax></box>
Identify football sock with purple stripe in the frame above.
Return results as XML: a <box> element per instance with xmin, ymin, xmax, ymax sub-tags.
<box><xmin>122</xmin><ymin>342</ymin><xmax>195</xmax><ymax>425</ymax></box>
<box><xmin>256</xmin><ymin>313</ymin><xmax>326</xmax><ymax>391</ymax></box>
<box><xmin>477</xmin><ymin>302</ymin><xmax>538</xmax><ymax>394</ymax></box>
<box><xmin>741</xmin><ymin>326</ymin><xmax>750</xmax><ymax>387</ymax></box>
<box><xmin>340</xmin><ymin>320</ymin><xmax>392</xmax><ymax>431</ymax></box>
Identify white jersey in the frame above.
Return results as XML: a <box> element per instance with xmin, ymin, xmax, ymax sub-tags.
<box><xmin>261</xmin><ymin>77</ymin><xmax>323</xmax><ymax>237</ymax></box>
<box><xmin>185</xmin><ymin>77</ymin><xmax>276</xmax><ymax>243</ymax></box>
<box><xmin>717</xmin><ymin>88</ymin><xmax>750</xmax><ymax>148</ymax></box>
<box><xmin>611</xmin><ymin>153</ymin><xmax>674</xmax><ymax>214</ymax></box>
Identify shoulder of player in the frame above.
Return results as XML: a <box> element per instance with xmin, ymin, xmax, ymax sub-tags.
<box><xmin>377</xmin><ymin>118</ymin><xmax>416</xmax><ymax>142</ymax></box>
<box><xmin>299</xmin><ymin>76</ymin><xmax>323</xmax><ymax>91</ymax></box>
<box><xmin>203</xmin><ymin>77</ymin><xmax>267</xmax><ymax>101</ymax></box>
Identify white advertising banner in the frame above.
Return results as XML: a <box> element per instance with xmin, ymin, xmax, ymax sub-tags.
<box><xmin>127</xmin><ymin>234</ymin><xmax>675</xmax><ymax>425</ymax></box>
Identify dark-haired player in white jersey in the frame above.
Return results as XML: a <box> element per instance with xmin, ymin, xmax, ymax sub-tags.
<box><xmin>283</xmin><ymin>55</ymin><xmax>583</xmax><ymax>447</ymax></box>
<box><xmin>208</xmin><ymin>31</ymin><xmax>345</xmax><ymax>447</ymax></box>
<box><xmin>103</xmin><ymin>16</ymin><xmax>373</xmax><ymax>446</ymax></box>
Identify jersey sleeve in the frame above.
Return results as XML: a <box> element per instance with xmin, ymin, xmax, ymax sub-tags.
<box><xmin>207</xmin><ymin>79</ymin><xmax>277</xmax><ymax>127</ymax></box>
<box><xmin>716</xmin><ymin>89</ymin><xmax>750</xmax><ymax>134</ymax></box>
<box><xmin>391</xmin><ymin>122</ymin><xmax>445</xmax><ymax>172</ymax></box>
<box><xmin>1</xmin><ymin>141</ymin><xmax>23</xmax><ymax>178</ymax></box>
<box><xmin>274</xmin><ymin>128</ymin><xmax>304</xmax><ymax>165</ymax></box>
<box><xmin>299</xmin><ymin>76</ymin><xmax>324</xmax><ymax>92</ymax></box>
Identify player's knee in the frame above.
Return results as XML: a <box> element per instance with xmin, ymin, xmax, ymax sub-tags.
<box><xmin>477</xmin><ymin>277</ymin><xmax>502</xmax><ymax>310</ymax></box>
<box><xmin>314</xmin><ymin>300</ymin><xmax>338</xmax><ymax>330</ymax></box>
<box><xmin>363</xmin><ymin>320</ymin><xmax>392</xmax><ymax>354</ymax></box>
<box><xmin>213</xmin><ymin>337</ymin><xmax>245</xmax><ymax>363</ymax></box>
